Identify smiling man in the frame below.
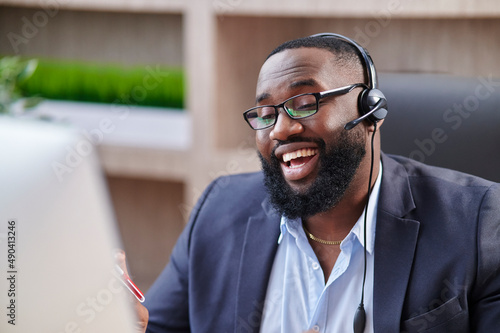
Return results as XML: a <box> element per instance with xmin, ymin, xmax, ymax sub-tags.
<box><xmin>251</xmin><ymin>41</ymin><xmax>380</xmax><ymax>333</ymax></box>
<box><xmin>140</xmin><ymin>34</ymin><xmax>500</xmax><ymax>333</ymax></box>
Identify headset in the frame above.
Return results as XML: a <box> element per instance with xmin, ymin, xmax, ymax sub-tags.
<box><xmin>309</xmin><ymin>33</ymin><xmax>387</xmax><ymax>333</ymax></box>
<box><xmin>309</xmin><ymin>33</ymin><xmax>388</xmax><ymax>130</ymax></box>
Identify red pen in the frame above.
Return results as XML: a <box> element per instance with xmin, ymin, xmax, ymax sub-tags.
<box><xmin>115</xmin><ymin>264</ymin><xmax>146</xmax><ymax>303</ymax></box>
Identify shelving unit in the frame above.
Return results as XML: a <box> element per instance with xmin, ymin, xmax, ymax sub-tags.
<box><xmin>1</xmin><ymin>0</ymin><xmax>499</xmax><ymax>290</ymax></box>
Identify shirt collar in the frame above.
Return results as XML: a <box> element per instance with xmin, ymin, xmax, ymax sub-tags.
<box><xmin>350</xmin><ymin>161</ymin><xmax>382</xmax><ymax>254</ymax></box>
<box><xmin>278</xmin><ymin>162</ymin><xmax>383</xmax><ymax>255</ymax></box>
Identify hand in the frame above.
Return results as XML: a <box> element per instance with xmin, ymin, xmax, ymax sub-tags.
<box><xmin>115</xmin><ymin>250</ymin><xmax>149</xmax><ymax>333</ymax></box>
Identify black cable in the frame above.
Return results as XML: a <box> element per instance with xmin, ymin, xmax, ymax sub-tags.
<box><xmin>353</xmin><ymin>121</ymin><xmax>377</xmax><ymax>333</ymax></box>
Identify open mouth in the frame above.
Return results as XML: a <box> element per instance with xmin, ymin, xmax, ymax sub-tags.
<box><xmin>282</xmin><ymin>148</ymin><xmax>318</xmax><ymax>168</ymax></box>
<box><xmin>278</xmin><ymin>147</ymin><xmax>319</xmax><ymax>181</ymax></box>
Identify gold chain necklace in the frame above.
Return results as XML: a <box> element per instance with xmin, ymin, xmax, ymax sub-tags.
<box><xmin>302</xmin><ymin>223</ymin><xmax>342</xmax><ymax>245</ymax></box>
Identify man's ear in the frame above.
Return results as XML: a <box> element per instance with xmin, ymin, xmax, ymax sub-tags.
<box><xmin>366</xmin><ymin>119</ymin><xmax>384</xmax><ymax>133</ymax></box>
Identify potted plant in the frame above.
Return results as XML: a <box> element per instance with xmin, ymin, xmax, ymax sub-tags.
<box><xmin>0</xmin><ymin>56</ymin><xmax>40</xmax><ymax>115</ymax></box>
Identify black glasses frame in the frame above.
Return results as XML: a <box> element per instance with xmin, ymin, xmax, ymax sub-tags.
<box><xmin>243</xmin><ymin>83</ymin><xmax>368</xmax><ymax>130</ymax></box>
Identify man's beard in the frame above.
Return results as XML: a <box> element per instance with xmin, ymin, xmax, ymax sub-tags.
<box><xmin>259</xmin><ymin>129</ymin><xmax>366</xmax><ymax>219</ymax></box>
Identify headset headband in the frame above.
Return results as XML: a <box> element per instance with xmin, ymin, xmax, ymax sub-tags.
<box><xmin>309</xmin><ymin>33</ymin><xmax>378</xmax><ymax>89</ymax></box>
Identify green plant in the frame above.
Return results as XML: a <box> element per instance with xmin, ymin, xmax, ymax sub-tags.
<box><xmin>18</xmin><ymin>59</ymin><xmax>185</xmax><ymax>109</ymax></box>
<box><xmin>0</xmin><ymin>57</ymin><xmax>40</xmax><ymax>114</ymax></box>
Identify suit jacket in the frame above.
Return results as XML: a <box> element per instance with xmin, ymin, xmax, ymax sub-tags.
<box><xmin>145</xmin><ymin>153</ymin><xmax>500</xmax><ymax>333</ymax></box>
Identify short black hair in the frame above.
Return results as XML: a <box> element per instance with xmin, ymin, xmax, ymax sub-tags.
<box><xmin>266</xmin><ymin>35</ymin><xmax>366</xmax><ymax>82</ymax></box>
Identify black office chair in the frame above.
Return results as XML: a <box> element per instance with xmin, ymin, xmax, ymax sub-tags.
<box><xmin>379</xmin><ymin>73</ymin><xmax>500</xmax><ymax>183</ymax></box>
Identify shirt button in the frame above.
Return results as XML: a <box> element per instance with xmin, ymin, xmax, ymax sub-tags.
<box><xmin>312</xmin><ymin>262</ymin><xmax>320</xmax><ymax>270</ymax></box>
<box><xmin>312</xmin><ymin>325</ymin><xmax>320</xmax><ymax>331</ymax></box>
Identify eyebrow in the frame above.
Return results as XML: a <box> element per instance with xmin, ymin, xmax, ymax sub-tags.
<box><xmin>290</xmin><ymin>78</ymin><xmax>318</xmax><ymax>89</ymax></box>
<box><xmin>256</xmin><ymin>93</ymin><xmax>270</xmax><ymax>104</ymax></box>
<box><xmin>255</xmin><ymin>79</ymin><xmax>319</xmax><ymax>104</ymax></box>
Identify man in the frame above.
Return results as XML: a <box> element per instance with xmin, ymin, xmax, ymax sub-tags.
<box><xmin>133</xmin><ymin>34</ymin><xmax>500</xmax><ymax>332</ymax></box>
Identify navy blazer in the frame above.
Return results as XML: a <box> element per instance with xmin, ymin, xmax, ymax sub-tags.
<box><xmin>145</xmin><ymin>153</ymin><xmax>500</xmax><ymax>332</ymax></box>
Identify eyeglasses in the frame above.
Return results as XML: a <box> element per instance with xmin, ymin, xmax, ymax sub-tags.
<box><xmin>243</xmin><ymin>83</ymin><xmax>367</xmax><ymax>130</ymax></box>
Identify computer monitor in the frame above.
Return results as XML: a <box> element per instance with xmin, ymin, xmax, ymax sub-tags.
<box><xmin>0</xmin><ymin>116</ymin><xmax>136</xmax><ymax>332</ymax></box>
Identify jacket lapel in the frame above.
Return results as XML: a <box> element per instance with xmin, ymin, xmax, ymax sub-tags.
<box><xmin>374</xmin><ymin>154</ymin><xmax>420</xmax><ymax>332</ymax></box>
<box><xmin>235</xmin><ymin>198</ymin><xmax>281</xmax><ymax>333</ymax></box>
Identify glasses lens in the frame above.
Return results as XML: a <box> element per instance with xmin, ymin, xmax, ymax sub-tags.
<box><xmin>245</xmin><ymin>106</ymin><xmax>276</xmax><ymax>129</ymax></box>
<box><xmin>285</xmin><ymin>94</ymin><xmax>317</xmax><ymax>118</ymax></box>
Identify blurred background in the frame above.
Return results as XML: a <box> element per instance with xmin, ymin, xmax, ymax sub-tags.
<box><xmin>1</xmin><ymin>0</ymin><xmax>499</xmax><ymax>292</ymax></box>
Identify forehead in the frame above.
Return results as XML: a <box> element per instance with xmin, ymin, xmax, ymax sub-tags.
<box><xmin>256</xmin><ymin>47</ymin><xmax>355</xmax><ymax>102</ymax></box>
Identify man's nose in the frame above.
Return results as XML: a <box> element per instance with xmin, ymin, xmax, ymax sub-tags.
<box><xmin>269</xmin><ymin>109</ymin><xmax>304</xmax><ymax>141</ymax></box>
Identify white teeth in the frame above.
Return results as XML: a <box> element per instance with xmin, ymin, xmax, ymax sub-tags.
<box><xmin>282</xmin><ymin>148</ymin><xmax>318</xmax><ymax>163</ymax></box>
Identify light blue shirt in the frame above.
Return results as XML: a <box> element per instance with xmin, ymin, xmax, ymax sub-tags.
<box><xmin>260</xmin><ymin>164</ymin><xmax>382</xmax><ymax>333</ymax></box>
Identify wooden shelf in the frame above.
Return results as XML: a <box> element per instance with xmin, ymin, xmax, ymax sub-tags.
<box><xmin>25</xmin><ymin>99</ymin><xmax>192</xmax><ymax>180</ymax></box>
<box><xmin>0</xmin><ymin>0</ymin><xmax>186</xmax><ymax>13</ymax></box>
<box><xmin>98</xmin><ymin>145</ymin><xmax>189</xmax><ymax>181</ymax></box>
<box><xmin>215</xmin><ymin>0</ymin><xmax>500</xmax><ymax>18</ymax></box>
<box><xmin>4</xmin><ymin>0</ymin><xmax>500</xmax><ymax>17</ymax></box>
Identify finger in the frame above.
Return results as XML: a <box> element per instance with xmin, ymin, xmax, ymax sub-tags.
<box><xmin>112</xmin><ymin>250</ymin><xmax>148</xmax><ymax>333</ymax></box>
<box><xmin>113</xmin><ymin>249</ymin><xmax>139</xmax><ymax>304</ymax></box>
<box><xmin>114</xmin><ymin>248</ymin><xmax>131</xmax><ymax>276</ymax></box>
<box><xmin>135</xmin><ymin>302</ymin><xmax>149</xmax><ymax>332</ymax></box>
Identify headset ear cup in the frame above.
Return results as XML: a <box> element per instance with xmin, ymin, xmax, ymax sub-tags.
<box><xmin>359</xmin><ymin>88</ymin><xmax>388</xmax><ymax>123</ymax></box>
<box><xmin>358</xmin><ymin>88</ymin><xmax>370</xmax><ymax>118</ymax></box>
